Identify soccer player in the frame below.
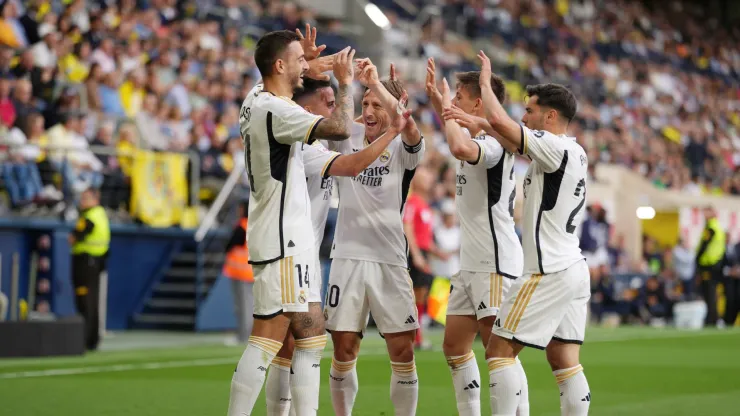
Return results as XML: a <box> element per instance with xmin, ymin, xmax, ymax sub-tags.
<box><xmin>425</xmin><ymin>58</ymin><xmax>529</xmax><ymax>416</ymax></box>
<box><xmin>227</xmin><ymin>30</ymin><xmax>356</xmax><ymax>416</ymax></box>
<box><xmin>324</xmin><ymin>61</ymin><xmax>424</xmax><ymax>416</ymax></box>
<box><xmin>263</xmin><ymin>74</ymin><xmax>412</xmax><ymax>416</ymax></box>
<box><xmin>444</xmin><ymin>51</ymin><xmax>591</xmax><ymax>416</ymax></box>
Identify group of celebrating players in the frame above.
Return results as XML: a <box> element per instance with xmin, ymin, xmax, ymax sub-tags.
<box><xmin>227</xmin><ymin>25</ymin><xmax>592</xmax><ymax>416</ymax></box>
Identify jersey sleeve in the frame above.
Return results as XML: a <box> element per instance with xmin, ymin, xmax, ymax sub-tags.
<box><xmin>472</xmin><ymin>136</ymin><xmax>504</xmax><ymax>169</ymax></box>
<box><xmin>520</xmin><ymin>126</ymin><xmax>567</xmax><ymax>172</ymax></box>
<box><xmin>400</xmin><ymin>137</ymin><xmax>425</xmax><ymax>170</ymax></box>
<box><xmin>303</xmin><ymin>142</ymin><xmax>341</xmax><ymax>179</ymax></box>
<box><xmin>270</xmin><ymin>98</ymin><xmax>324</xmax><ymax>145</ymax></box>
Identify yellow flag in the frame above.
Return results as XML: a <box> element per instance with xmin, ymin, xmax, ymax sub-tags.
<box><xmin>427</xmin><ymin>276</ymin><xmax>451</xmax><ymax>326</ymax></box>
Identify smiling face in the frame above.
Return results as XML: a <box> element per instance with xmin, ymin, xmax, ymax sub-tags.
<box><xmin>362</xmin><ymin>89</ymin><xmax>391</xmax><ymax>140</ymax></box>
<box><xmin>280</xmin><ymin>40</ymin><xmax>309</xmax><ymax>89</ymax></box>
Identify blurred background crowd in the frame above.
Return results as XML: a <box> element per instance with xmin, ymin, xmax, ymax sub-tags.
<box><xmin>1</xmin><ymin>0</ymin><xmax>739</xmax><ymax>328</ymax></box>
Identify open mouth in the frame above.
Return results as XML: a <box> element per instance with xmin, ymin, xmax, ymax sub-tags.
<box><xmin>365</xmin><ymin>120</ymin><xmax>378</xmax><ymax>128</ymax></box>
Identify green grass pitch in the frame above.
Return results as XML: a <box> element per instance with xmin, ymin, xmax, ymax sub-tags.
<box><xmin>1</xmin><ymin>327</ymin><xmax>739</xmax><ymax>415</ymax></box>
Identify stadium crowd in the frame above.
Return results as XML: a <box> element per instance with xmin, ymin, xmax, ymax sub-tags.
<box><xmin>0</xmin><ymin>0</ymin><xmax>738</xmax><ymax>328</ymax></box>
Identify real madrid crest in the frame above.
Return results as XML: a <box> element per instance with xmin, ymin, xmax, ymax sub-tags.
<box><xmin>379</xmin><ymin>150</ymin><xmax>391</xmax><ymax>163</ymax></box>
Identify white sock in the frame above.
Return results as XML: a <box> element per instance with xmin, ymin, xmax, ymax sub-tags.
<box><xmin>290</xmin><ymin>336</ymin><xmax>327</xmax><ymax>416</ymax></box>
<box><xmin>515</xmin><ymin>357</ymin><xmax>530</xmax><ymax>416</ymax></box>
<box><xmin>266</xmin><ymin>357</ymin><xmax>293</xmax><ymax>416</ymax></box>
<box><xmin>487</xmin><ymin>358</ymin><xmax>521</xmax><ymax>416</ymax></box>
<box><xmin>446</xmin><ymin>351</ymin><xmax>481</xmax><ymax>416</ymax></box>
<box><xmin>554</xmin><ymin>365</ymin><xmax>591</xmax><ymax>416</ymax></box>
<box><xmin>390</xmin><ymin>360</ymin><xmax>419</xmax><ymax>416</ymax></box>
<box><xmin>228</xmin><ymin>336</ymin><xmax>283</xmax><ymax>416</ymax></box>
<box><xmin>329</xmin><ymin>357</ymin><xmax>359</xmax><ymax>416</ymax></box>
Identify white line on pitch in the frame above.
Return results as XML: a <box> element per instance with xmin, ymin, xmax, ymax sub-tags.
<box><xmin>0</xmin><ymin>330</ymin><xmax>736</xmax><ymax>380</ymax></box>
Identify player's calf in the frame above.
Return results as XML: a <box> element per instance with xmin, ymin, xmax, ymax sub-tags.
<box><xmin>266</xmin><ymin>333</ymin><xmax>296</xmax><ymax>416</ymax></box>
<box><xmin>386</xmin><ymin>331</ymin><xmax>419</xmax><ymax>416</ymax></box>
<box><xmin>547</xmin><ymin>341</ymin><xmax>590</xmax><ymax>416</ymax></box>
<box><xmin>289</xmin><ymin>303</ymin><xmax>327</xmax><ymax>416</ymax></box>
<box><xmin>444</xmin><ymin>315</ymin><xmax>482</xmax><ymax>416</ymax></box>
<box><xmin>229</xmin><ymin>314</ymin><xmax>290</xmax><ymax>416</ymax></box>
<box><xmin>486</xmin><ymin>334</ymin><xmax>525</xmax><ymax>416</ymax></box>
<box><xmin>329</xmin><ymin>331</ymin><xmax>362</xmax><ymax>416</ymax></box>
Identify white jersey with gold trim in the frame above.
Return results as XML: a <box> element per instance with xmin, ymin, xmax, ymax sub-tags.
<box><xmin>239</xmin><ymin>83</ymin><xmax>323</xmax><ymax>264</ymax></box>
<box><xmin>456</xmin><ymin>130</ymin><xmax>522</xmax><ymax>277</ymax></box>
<box><xmin>329</xmin><ymin>123</ymin><xmax>425</xmax><ymax>267</ymax></box>
<box><xmin>519</xmin><ymin>126</ymin><xmax>587</xmax><ymax>275</ymax></box>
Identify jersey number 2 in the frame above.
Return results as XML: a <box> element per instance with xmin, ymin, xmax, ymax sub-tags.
<box><xmin>295</xmin><ymin>264</ymin><xmax>310</xmax><ymax>288</ymax></box>
<box><xmin>566</xmin><ymin>179</ymin><xmax>586</xmax><ymax>234</ymax></box>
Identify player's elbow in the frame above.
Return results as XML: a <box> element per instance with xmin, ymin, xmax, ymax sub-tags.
<box><xmin>448</xmin><ymin>143</ymin><xmax>467</xmax><ymax>160</ymax></box>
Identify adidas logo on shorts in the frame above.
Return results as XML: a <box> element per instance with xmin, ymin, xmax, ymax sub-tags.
<box><xmin>405</xmin><ymin>315</ymin><xmax>416</xmax><ymax>324</ymax></box>
<box><xmin>478</xmin><ymin>302</ymin><xmax>486</xmax><ymax>310</ymax></box>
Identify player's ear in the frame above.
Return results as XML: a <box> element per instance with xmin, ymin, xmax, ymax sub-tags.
<box><xmin>275</xmin><ymin>58</ymin><xmax>285</xmax><ymax>75</ymax></box>
<box><xmin>474</xmin><ymin>97</ymin><xmax>483</xmax><ymax>112</ymax></box>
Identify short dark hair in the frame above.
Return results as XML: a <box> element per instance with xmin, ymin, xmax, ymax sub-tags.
<box><xmin>254</xmin><ymin>30</ymin><xmax>301</xmax><ymax>77</ymax></box>
<box><xmin>525</xmin><ymin>83</ymin><xmax>577</xmax><ymax>122</ymax></box>
<box><xmin>293</xmin><ymin>78</ymin><xmax>332</xmax><ymax>103</ymax></box>
<box><xmin>455</xmin><ymin>71</ymin><xmax>506</xmax><ymax>103</ymax></box>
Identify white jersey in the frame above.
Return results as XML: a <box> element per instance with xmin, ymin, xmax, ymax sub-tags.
<box><xmin>330</xmin><ymin>123</ymin><xmax>425</xmax><ymax>267</ymax></box>
<box><xmin>456</xmin><ymin>130</ymin><xmax>522</xmax><ymax>278</ymax></box>
<box><xmin>239</xmin><ymin>84</ymin><xmax>324</xmax><ymax>264</ymax></box>
<box><xmin>303</xmin><ymin>139</ymin><xmax>340</xmax><ymax>247</ymax></box>
<box><xmin>520</xmin><ymin>126</ymin><xmax>587</xmax><ymax>275</ymax></box>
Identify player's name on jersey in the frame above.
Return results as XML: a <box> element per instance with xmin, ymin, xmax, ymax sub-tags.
<box><xmin>351</xmin><ymin>165</ymin><xmax>391</xmax><ymax>187</ymax></box>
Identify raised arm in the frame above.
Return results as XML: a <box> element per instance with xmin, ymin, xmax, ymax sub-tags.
<box><xmin>476</xmin><ymin>51</ymin><xmax>524</xmax><ymax>153</ymax></box>
<box><xmin>357</xmin><ymin>59</ymin><xmax>422</xmax><ymax>148</ymax></box>
<box><xmin>313</xmin><ymin>47</ymin><xmax>356</xmax><ymax>141</ymax></box>
<box><xmin>329</xmin><ymin>101</ymin><xmax>411</xmax><ymax>177</ymax></box>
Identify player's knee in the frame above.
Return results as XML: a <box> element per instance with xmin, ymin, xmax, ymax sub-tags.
<box><xmin>332</xmin><ymin>334</ymin><xmax>360</xmax><ymax>361</ymax></box>
<box><xmin>386</xmin><ymin>333</ymin><xmax>415</xmax><ymax>363</ymax></box>
<box><xmin>485</xmin><ymin>333</ymin><xmax>515</xmax><ymax>359</ymax></box>
<box><xmin>545</xmin><ymin>341</ymin><xmax>580</xmax><ymax>371</ymax></box>
<box><xmin>442</xmin><ymin>338</ymin><xmax>466</xmax><ymax>357</ymax></box>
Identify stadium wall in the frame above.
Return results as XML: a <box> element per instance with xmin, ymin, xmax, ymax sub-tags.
<box><xmin>0</xmin><ymin>219</ymin><xmax>192</xmax><ymax>329</ymax></box>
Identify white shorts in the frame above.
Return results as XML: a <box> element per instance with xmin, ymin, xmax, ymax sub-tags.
<box><xmin>324</xmin><ymin>259</ymin><xmax>419</xmax><ymax>335</ymax></box>
<box><xmin>252</xmin><ymin>248</ymin><xmax>320</xmax><ymax>318</ymax></box>
<box><xmin>447</xmin><ymin>271</ymin><xmax>515</xmax><ymax>320</ymax></box>
<box><xmin>492</xmin><ymin>260</ymin><xmax>591</xmax><ymax>349</ymax></box>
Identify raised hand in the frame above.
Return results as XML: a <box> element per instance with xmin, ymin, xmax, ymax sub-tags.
<box><xmin>296</xmin><ymin>23</ymin><xmax>326</xmax><ymax>61</ymax></box>
<box><xmin>306</xmin><ymin>53</ymin><xmax>335</xmax><ymax>81</ymax></box>
<box><xmin>354</xmin><ymin>58</ymin><xmax>380</xmax><ymax>87</ymax></box>
<box><xmin>332</xmin><ymin>47</ymin><xmax>356</xmax><ymax>86</ymax></box>
<box><xmin>391</xmin><ymin>92</ymin><xmax>412</xmax><ymax>132</ymax></box>
<box><xmin>425</xmin><ymin>58</ymin><xmax>444</xmax><ymax>115</ymax></box>
<box><xmin>443</xmin><ymin>105</ymin><xmax>488</xmax><ymax>133</ymax></box>
<box><xmin>441</xmin><ymin>77</ymin><xmax>452</xmax><ymax>108</ymax></box>
<box><xmin>477</xmin><ymin>50</ymin><xmax>492</xmax><ymax>87</ymax></box>
<box><xmin>389</xmin><ymin>62</ymin><xmax>398</xmax><ymax>81</ymax></box>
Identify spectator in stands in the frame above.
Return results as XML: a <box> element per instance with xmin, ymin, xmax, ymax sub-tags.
<box><xmin>643</xmin><ymin>237</ymin><xmax>666</xmax><ymax>276</ymax></box>
<box><xmin>11</xmin><ymin>77</ymin><xmax>34</xmax><ymax>125</ymax></box>
<box><xmin>222</xmin><ymin>201</ymin><xmax>253</xmax><ymax>346</ymax></box>
<box><xmin>0</xmin><ymin>73</ymin><xmax>15</xmax><ymax>127</ymax></box>
<box><xmin>92</xmin><ymin>120</ymin><xmax>129</xmax><ymax>211</ymax></box>
<box><xmin>639</xmin><ymin>276</ymin><xmax>670</xmax><ymax>324</ymax></box>
<box><xmin>671</xmin><ymin>238</ymin><xmax>697</xmax><ymax>299</ymax></box>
